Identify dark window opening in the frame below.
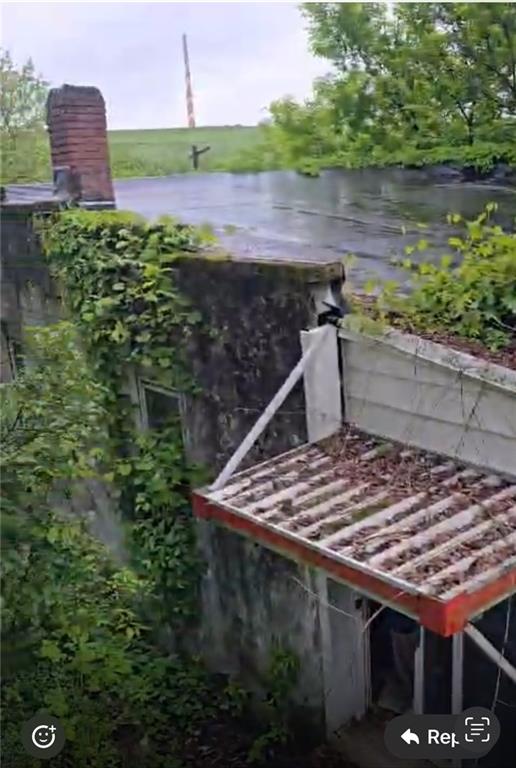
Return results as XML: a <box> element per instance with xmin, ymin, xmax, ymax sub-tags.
<box><xmin>141</xmin><ymin>382</ymin><xmax>182</xmax><ymax>433</ymax></box>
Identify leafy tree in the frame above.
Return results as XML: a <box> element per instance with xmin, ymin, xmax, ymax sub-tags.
<box><xmin>266</xmin><ymin>3</ymin><xmax>516</xmax><ymax>172</ymax></box>
<box><xmin>0</xmin><ymin>49</ymin><xmax>48</xmax><ymax>135</ymax></box>
<box><xmin>0</xmin><ymin>49</ymin><xmax>50</xmax><ymax>183</ymax></box>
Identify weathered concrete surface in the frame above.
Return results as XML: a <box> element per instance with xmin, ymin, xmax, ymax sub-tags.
<box><xmin>157</xmin><ymin>254</ymin><xmax>356</xmax><ymax>738</ymax></box>
<box><xmin>0</xmin><ymin>204</ymin><xmax>61</xmax><ymax>381</ymax></box>
<box><xmin>197</xmin><ymin>522</ymin><xmax>326</xmax><ymax>741</ymax></box>
<box><xmin>172</xmin><ymin>255</ymin><xmax>343</xmax><ymax>472</ymax></box>
<box><xmin>339</xmin><ymin>327</ymin><xmax>516</xmax><ymax>477</ymax></box>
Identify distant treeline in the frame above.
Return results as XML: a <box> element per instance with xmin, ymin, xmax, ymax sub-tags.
<box><xmin>249</xmin><ymin>3</ymin><xmax>516</xmax><ymax>175</ymax></box>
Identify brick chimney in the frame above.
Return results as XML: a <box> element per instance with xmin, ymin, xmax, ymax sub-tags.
<box><xmin>46</xmin><ymin>85</ymin><xmax>115</xmax><ymax>208</ymax></box>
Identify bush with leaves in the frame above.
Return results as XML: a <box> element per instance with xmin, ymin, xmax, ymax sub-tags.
<box><xmin>0</xmin><ymin>323</ymin><xmax>224</xmax><ymax>767</ymax></box>
<box><xmin>347</xmin><ymin>205</ymin><xmax>516</xmax><ymax>352</ymax></box>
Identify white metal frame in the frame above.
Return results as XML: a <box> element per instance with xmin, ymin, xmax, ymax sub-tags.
<box><xmin>137</xmin><ymin>377</ymin><xmax>186</xmax><ymax>436</ymax></box>
<box><xmin>211</xmin><ymin>325</ymin><xmax>337</xmax><ymax>491</ymax></box>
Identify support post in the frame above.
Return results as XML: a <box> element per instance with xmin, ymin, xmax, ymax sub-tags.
<box><xmin>315</xmin><ymin>571</ymin><xmax>368</xmax><ymax>742</ymax></box>
<box><xmin>301</xmin><ymin>325</ymin><xmax>342</xmax><ymax>442</ymax></box>
<box><xmin>413</xmin><ymin>626</ymin><xmax>425</xmax><ymax>714</ymax></box>
<box><xmin>452</xmin><ymin>631</ymin><xmax>464</xmax><ymax>714</ymax></box>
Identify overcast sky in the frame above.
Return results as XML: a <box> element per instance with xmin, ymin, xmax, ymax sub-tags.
<box><xmin>1</xmin><ymin>2</ymin><xmax>330</xmax><ymax>129</ymax></box>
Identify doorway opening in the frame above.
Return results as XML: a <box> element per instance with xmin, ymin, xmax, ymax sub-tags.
<box><xmin>368</xmin><ymin>601</ymin><xmax>419</xmax><ymax>716</ymax></box>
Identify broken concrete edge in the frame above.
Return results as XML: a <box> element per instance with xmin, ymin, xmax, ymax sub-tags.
<box><xmin>338</xmin><ymin>325</ymin><xmax>516</xmax><ymax>396</ymax></box>
<box><xmin>1</xmin><ymin>201</ymin><xmax>118</xmax><ymax>214</ymax></box>
<box><xmin>0</xmin><ymin>200</ymin><xmax>61</xmax><ymax>214</ymax></box>
<box><xmin>175</xmin><ymin>248</ymin><xmax>344</xmax><ymax>282</ymax></box>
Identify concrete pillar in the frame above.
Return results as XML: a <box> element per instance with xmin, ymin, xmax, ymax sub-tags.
<box><xmin>315</xmin><ymin>571</ymin><xmax>369</xmax><ymax>741</ymax></box>
<box><xmin>301</xmin><ymin>325</ymin><xmax>342</xmax><ymax>442</ymax></box>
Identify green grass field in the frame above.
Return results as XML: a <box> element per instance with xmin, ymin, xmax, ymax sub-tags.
<box><xmin>109</xmin><ymin>125</ymin><xmax>264</xmax><ymax>177</ymax></box>
<box><xmin>1</xmin><ymin>125</ymin><xmax>268</xmax><ymax>185</ymax></box>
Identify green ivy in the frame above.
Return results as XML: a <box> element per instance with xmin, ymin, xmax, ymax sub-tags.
<box><xmin>40</xmin><ymin>209</ymin><xmax>208</xmax><ymax>621</ymax></box>
<box><xmin>116</xmin><ymin>425</ymin><xmax>207</xmax><ymax>624</ymax></box>
<box><xmin>40</xmin><ymin>210</ymin><xmax>203</xmax><ymax>385</ymax></box>
<box><xmin>1</xmin><ymin>210</ymin><xmax>222</xmax><ymax>764</ymax></box>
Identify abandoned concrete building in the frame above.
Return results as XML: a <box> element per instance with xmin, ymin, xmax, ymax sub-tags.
<box><xmin>1</xmin><ymin>85</ymin><xmax>515</xmax><ymax>767</ymax></box>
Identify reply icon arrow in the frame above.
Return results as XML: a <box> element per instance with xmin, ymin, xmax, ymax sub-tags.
<box><xmin>401</xmin><ymin>728</ymin><xmax>420</xmax><ymax>746</ymax></box>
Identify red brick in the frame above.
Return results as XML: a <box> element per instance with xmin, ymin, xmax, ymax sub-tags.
<box><xmin>46</xmin><ymin>85</ymin><xmax>114</xmax><ymax>204</ymax></box>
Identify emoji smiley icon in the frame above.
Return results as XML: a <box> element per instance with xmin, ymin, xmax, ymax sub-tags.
<box><xmin>32</xmin><ymin>724</ymin><xmax>57</xmax><ymax>749</ymax></box>
<box><xmin>22</xmin><ymin>714</ymin><xmax>65</xmax><ymax>759</ymax></box>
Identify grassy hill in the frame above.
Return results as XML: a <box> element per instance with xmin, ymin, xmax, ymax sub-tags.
<box><xmin>109</xmin><ymin>125</ymin><xmax>264</xmax><ymax>177</ymax></box>
<box><xmin>1</xmin><ymin>126</ymin><xmax>266</xmax><ymax>185</ymax></box>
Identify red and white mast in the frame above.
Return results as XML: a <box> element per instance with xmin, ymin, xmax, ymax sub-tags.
<box><xmin>182</xmin><ymin>33</ymin><xmax>196</xmax><ymax>129</ymax></box>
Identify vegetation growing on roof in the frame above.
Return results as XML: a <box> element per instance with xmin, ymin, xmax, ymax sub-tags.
<box><xmin>344</xmin><ymin>205</ymin><xmax>516</xmax><ymax>354</ymax></box>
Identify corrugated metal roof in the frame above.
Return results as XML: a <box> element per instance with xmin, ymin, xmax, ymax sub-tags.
<box><xmin>193</xmin><ymin>426</ymin><xmax>516</xmax><ymax>635</ymax></box>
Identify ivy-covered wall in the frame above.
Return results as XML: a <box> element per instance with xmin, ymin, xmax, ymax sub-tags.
<box><xmin>3</xmin><ymin>203</ymin><xmax>345</xmax><ymax>741</ymax></box>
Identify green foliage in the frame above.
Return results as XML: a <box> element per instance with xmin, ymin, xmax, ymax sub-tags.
<box><xmin>248</xmin><ymin>647</ymin><xmax>300</xmax><ymax>764</ymax></box>
<box><xmin>116</xmin><ymin>426</ymin><xmax>206</xmax><ymax>623</ymax></box>
<box><xmin>1</xmin><ymin>214</ymin><xmax>223</xmax><ymax>765</ymax></box>
<box><xmin>40</xmin><ymin>209</ymin><xmax>210</xmax><ymax>624</ymax></box>
<box><xmin>0</xmin><ymin>48</ymin><xmax>49</xmax><ymax>184</ymax></box>
<box><xmin>1</xmin><ymin>323</ymin><xmax>109</xmax><ymax>512</ymax></box>
<box><xmin>41</xmin><ymin>209</ymin><xmax>203</xmax><ymax>386</ymax></box>
<box><xmin>349</xmin><ymin>206</ymin><xmax>516</xmax><ymax>350</ymax></box>
<box><xmin>3</xmin><ymin>210</ymin><xmax>307</xmax><ymax>766</ymax></box>
<box><xmin>266</xmin><ymin>3</ymin><xmax>516</xmax><ymax>173</ymax></box>
<box><xmin>2</xmin><ymin>503</ymin><xmax>219</xmax><ymax>767</ymax></box>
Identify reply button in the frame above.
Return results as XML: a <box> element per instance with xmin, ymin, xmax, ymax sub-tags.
<box><xmin>385</xmin><ymin>708</ymin><xmax>500</xmax><ymax>760</ymax></box>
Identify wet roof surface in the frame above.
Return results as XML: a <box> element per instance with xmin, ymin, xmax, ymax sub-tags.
<box><xmin>194</xmin><ymin>426</ymin><xmax>516</xmax><ymax>631</ymax></box>
<box><xmin>1</xmin><ymin>183</ymin><xmax>56</xmax><ymax>206</ymax></box>
<box><xmin>116</xmin><ymin>169</ymin><xmax>516</xmax><ymax>285</ymax></box>
<box><xmin>5</xmin><ymin>170</ymin><xmax>515</xmax><ymax>286</ymax></box>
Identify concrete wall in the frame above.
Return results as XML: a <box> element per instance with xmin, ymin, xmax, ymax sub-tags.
<box><xmin>127</xmin><ymin>254</ymin><xmax>355</xmax><ymax>735</ymax></box>
<box><xmin>0</xmin><ymin>203</ymin><xmax>61</xmax><ymax>381</ymax></box>
<box><xmin>197</xmin><ymin>521</ymin><xmax>368</xmax><ymax>741</ymax></box>
<box><xmin>113</xmin><ymin>252</ymin><xmax>352</xmax><ymax>736</ymax></box>
<box><xmin>154</xmin><ymin>255</ymin><xmax>343</xmax><ymax>472</ymax></box>
<box><xmin>339</xmin><ymin>327</ymin><xmax>516</xmax><ymax>477</ymax></box>
<box><xmin>197</xmin><ymin>523</ymin><xmax>326</xmax><ymax>739</ymax></box>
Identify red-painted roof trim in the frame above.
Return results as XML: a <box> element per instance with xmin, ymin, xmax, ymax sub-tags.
<box><xmin>192</xmin><ymin>493</ymin><xmax>516</xmax><ymax>637</ymax></box>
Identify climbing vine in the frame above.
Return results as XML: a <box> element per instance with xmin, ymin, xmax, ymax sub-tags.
<box><xmin>41</xmin><ymin>210</ymin><xmax>203</xmax><ymax>384</ymax></box>
<box><xmin>40</xmin><ymin>209</ymin><xmax>208</xmax><ymax>621</ymax></box>
<box><xmin>2</xmin><ymin>209</ymin><xmax>303</xmax><ymax>767</ymax></box>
